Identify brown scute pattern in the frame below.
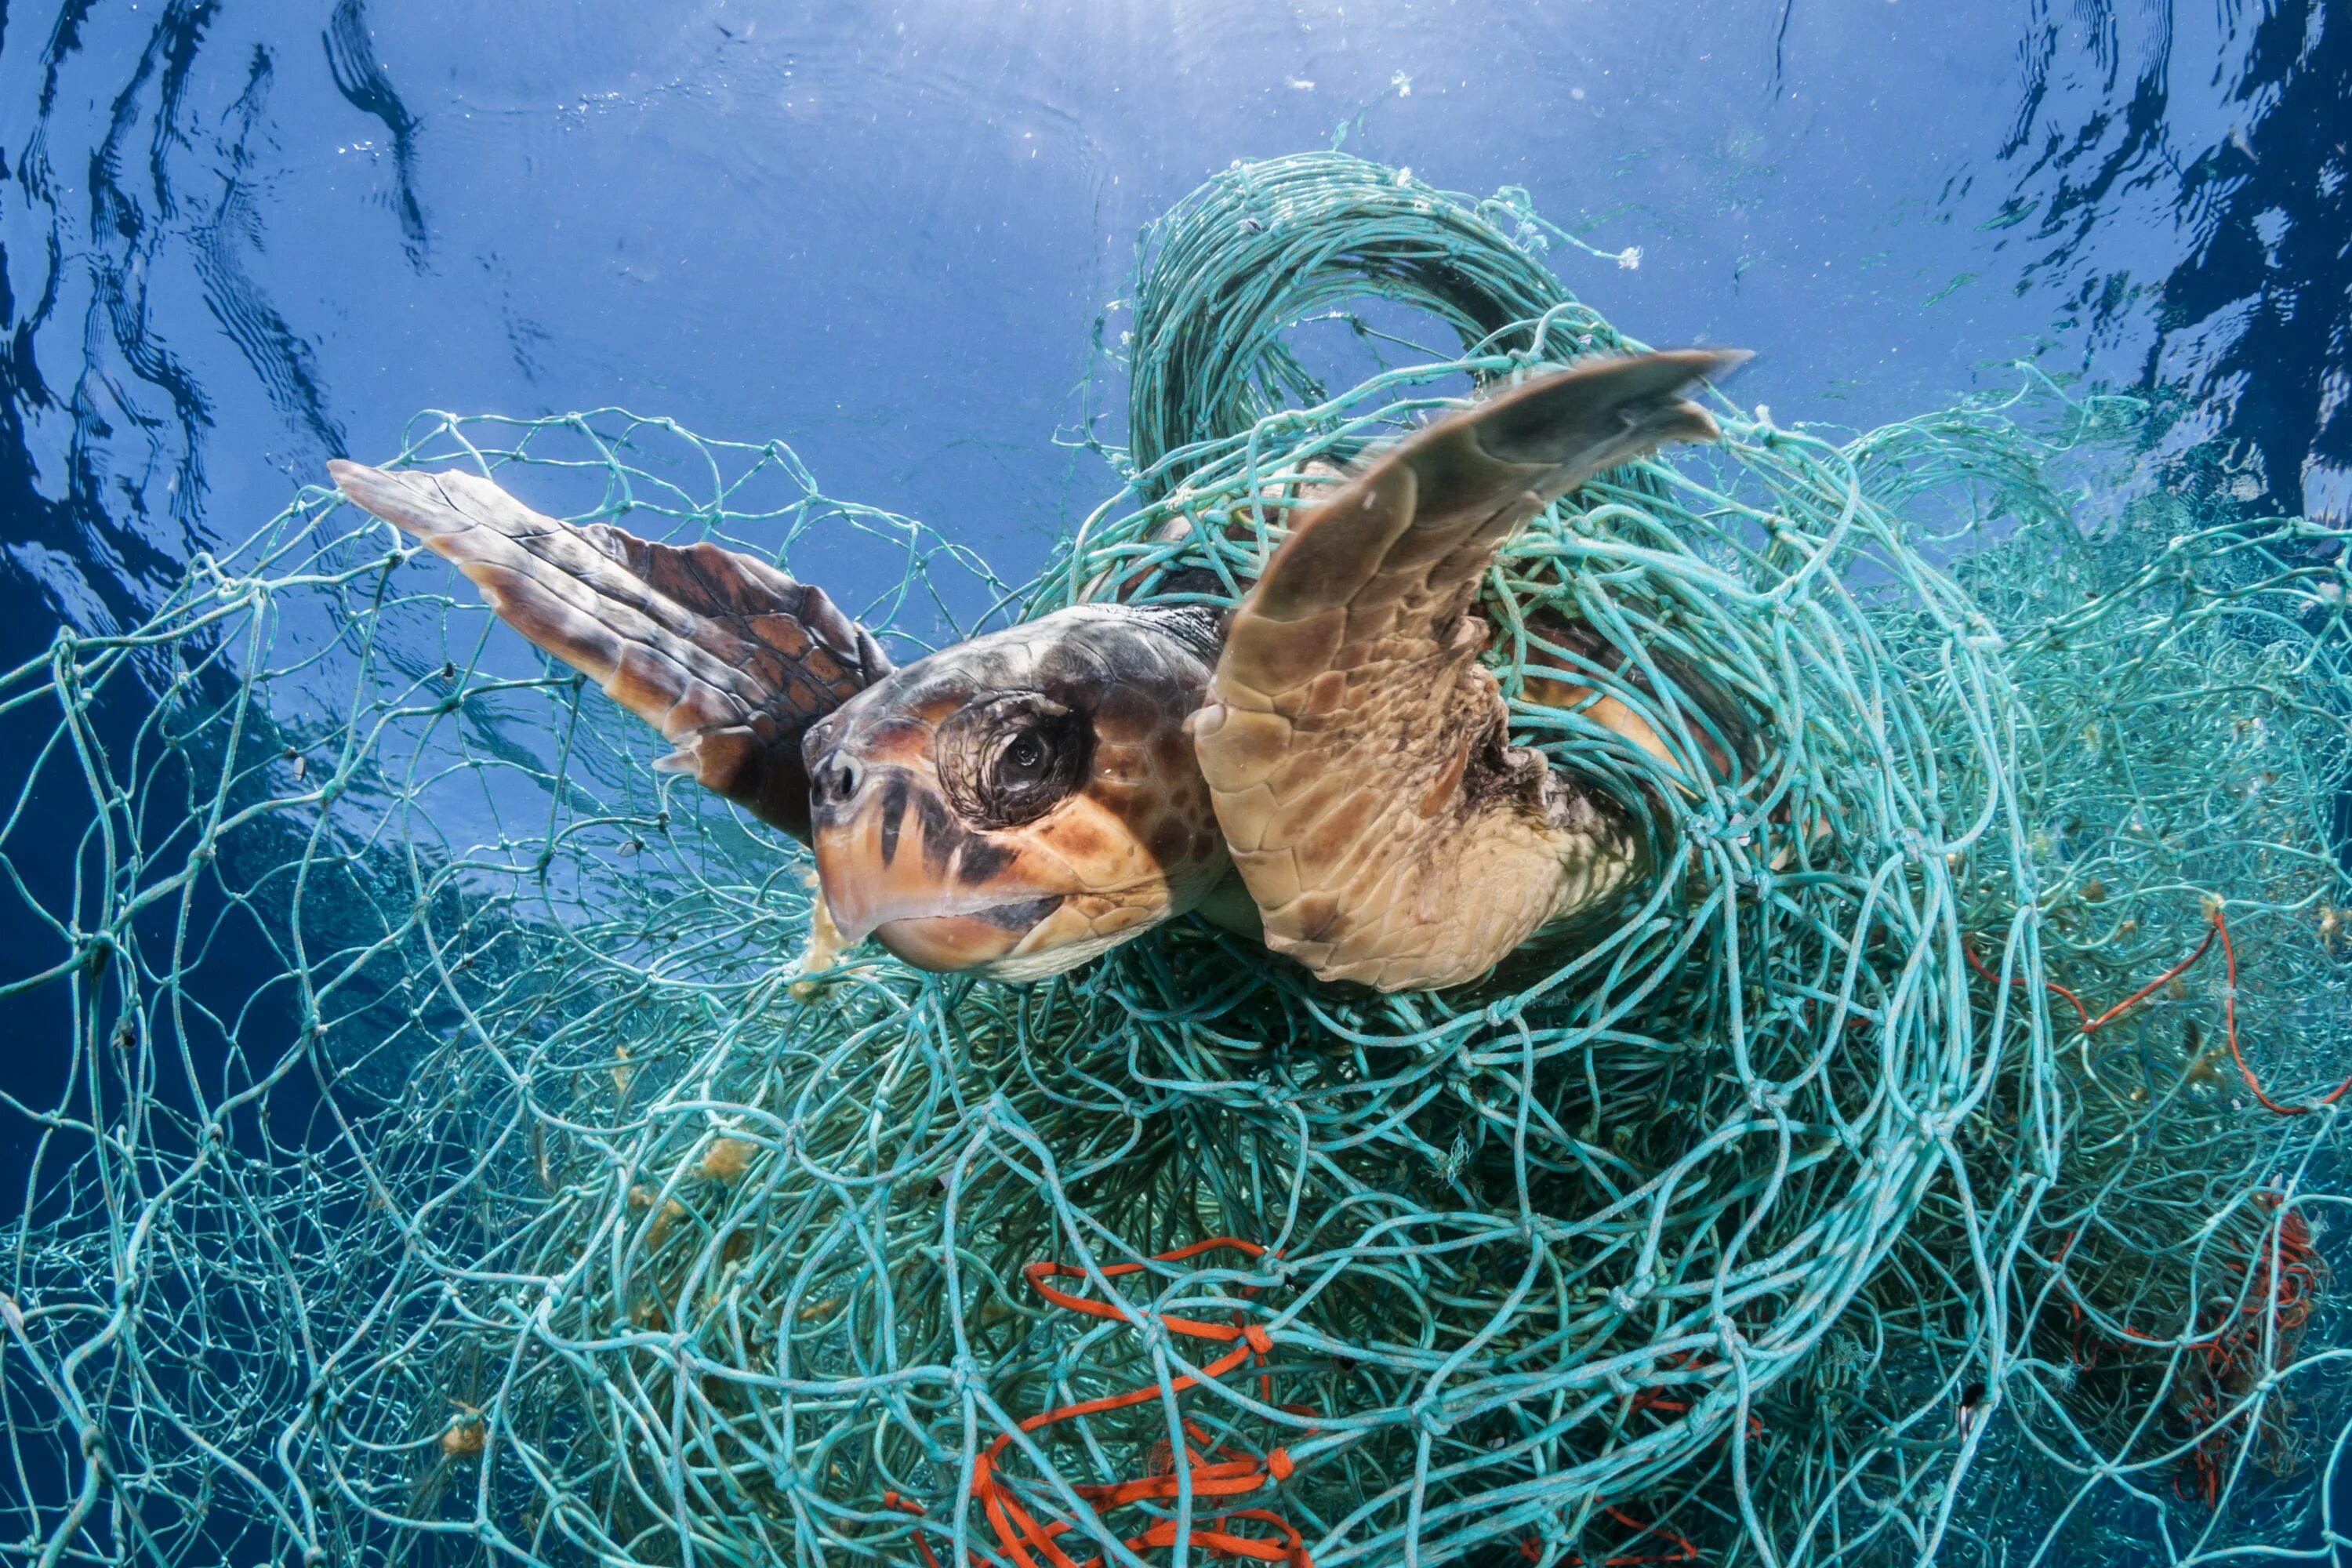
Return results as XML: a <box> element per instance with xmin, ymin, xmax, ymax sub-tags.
<box><xmin>327</xmin><ymin>461</ymin><xmax>889</xmax><ymax>844</ymax></box>
<box><xmin>1193</xmin><ymin>350</ymin><xmax>1746</xmax><ymax>991</ymax></box>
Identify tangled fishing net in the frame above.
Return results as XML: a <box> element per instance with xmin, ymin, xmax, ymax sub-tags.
<box><xmin>5</xmin><ymin>153</ymin><xmax>2350</xmax><ymax>1568</ymax></box>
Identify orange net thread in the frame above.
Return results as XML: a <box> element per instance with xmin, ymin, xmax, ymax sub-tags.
<box><xmin>1968</xmin><ymin>906</ymin><xmax>2352</xmax><ymax>1114</ymax></box>
<box><xmin>893</xmin><ymin>1239</ymin><xmax>1313</xmax><ymax>1568</ymax></box>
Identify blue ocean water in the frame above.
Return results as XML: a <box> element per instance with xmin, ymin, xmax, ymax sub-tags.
<box><xmin>4</xmin><ymin>0</ymin><xmax>2344</xmax><ymax>654</ymax></box>
<box><xmin>2</xmin><ymin>2</ymin><xmax>2347</xmax><ymax>1562</ymax></box>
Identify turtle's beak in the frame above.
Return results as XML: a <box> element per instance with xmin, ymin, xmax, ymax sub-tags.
<box><xmin>807</xmin><ymin>761</ymin><xmax>1065</xmax><ymax>972</ymax></box>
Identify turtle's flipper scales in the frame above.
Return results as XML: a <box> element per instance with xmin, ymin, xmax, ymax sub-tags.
<box><xmin>1193</xmin><ymin>350</ymin><xmax>1744</xmax><ymax>991</ymax></box>
<box><xmin>329</xmin><ymin>461</ymin><xmax>887</xmax><ymax>843</ymax></box>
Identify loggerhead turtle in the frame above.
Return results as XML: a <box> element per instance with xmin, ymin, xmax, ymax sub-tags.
<box><xmin>329</xmin><ymin>349</ymin><xmax>1746</xmax><ymax>992</ymax></box>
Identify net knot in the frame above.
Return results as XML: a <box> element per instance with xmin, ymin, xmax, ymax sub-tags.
<box><xmin>1242</xmin><ymin>1323</ymin><xmax>1275</xmax><ymax>1356</ymax></box>
<box><xmin>1265</xmin><ymin>1446</ymin><xmax>1294</xmax><ymax>1483</ymax></box>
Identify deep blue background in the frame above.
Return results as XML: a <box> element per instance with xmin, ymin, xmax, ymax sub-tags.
<box><xmin>3</xmin><ymin>0</ymin><xmax>2345</xmax><ymax>662</ymax></box>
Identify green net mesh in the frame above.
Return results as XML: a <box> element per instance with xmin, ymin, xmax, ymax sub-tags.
<box><xmin>4</xmin><ymin>152</ymin><xmax>2349</xmax><ymax>1568</ymax></box>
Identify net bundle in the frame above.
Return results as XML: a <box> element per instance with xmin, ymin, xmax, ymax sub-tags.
<box><xmin>2</xmin><ymin>153</ymin><xmax>2348</xmax><ymax>1568</ymax></box>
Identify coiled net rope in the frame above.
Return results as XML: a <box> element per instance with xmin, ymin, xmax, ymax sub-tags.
<box><xmin>2</xmin><ymin>153</ymin><xmax>2349</xmax><ymax>1568</ymax></box>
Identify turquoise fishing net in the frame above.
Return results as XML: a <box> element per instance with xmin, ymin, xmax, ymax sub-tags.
<box><xmin>3</xmin><ymin>152</ymin><xmax>2349</xmax><ymax>1567</ymax></box>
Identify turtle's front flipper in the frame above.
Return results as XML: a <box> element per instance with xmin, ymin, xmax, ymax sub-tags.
<box><xmin>329</xmin><ymin>461</ymin><xmax>888</xmax><ymax>843</ymax></box>
<box><xmin>1192</xmin><ymin>350</ymin><xmax>1746</xmax><ymax>991</ymax></box>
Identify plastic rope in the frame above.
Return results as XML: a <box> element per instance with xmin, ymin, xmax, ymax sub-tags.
<box><xmin>2</xmin><ymin>154</ymin><xmax>2349</xmax><ymax>1568</ymax></box>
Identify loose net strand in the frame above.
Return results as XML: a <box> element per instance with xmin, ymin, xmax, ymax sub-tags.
<box><xmin>3</xmin><ymin>153</ymin><xmax>2349</xmax><ymax>1568</ymax></box>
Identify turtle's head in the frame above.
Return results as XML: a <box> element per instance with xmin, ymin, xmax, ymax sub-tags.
<box><xmin>801</xmin><ymin>607</ymin><xmax>1228</xmax><ymax>981</ymax></box>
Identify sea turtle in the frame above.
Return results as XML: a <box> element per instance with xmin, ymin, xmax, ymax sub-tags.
<box><xmin>329</xmin><ymin>349</ymin><xmax>1746</xmax><ymax>992</ymax></box>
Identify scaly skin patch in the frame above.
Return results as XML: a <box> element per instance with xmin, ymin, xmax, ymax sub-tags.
<box><xmin>1194</xmin><ymin>352</ymin><xmax>1745</xmax><ymax>991</ymax></box>
<box><xmin>328</xmin><ymin>461</ymin><xmax>889</xmax><ymax>843</ymax></box>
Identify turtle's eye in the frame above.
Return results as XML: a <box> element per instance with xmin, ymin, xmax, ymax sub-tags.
<box><xmin>1002</xmin><ymin>732</ymin><xmax>1047</xmax><ymax>783</ymax></box>
<box><xmin>937</xmin><ymin>692</ymin><xmax>1092</xmax><ymax>829</ymax></box>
